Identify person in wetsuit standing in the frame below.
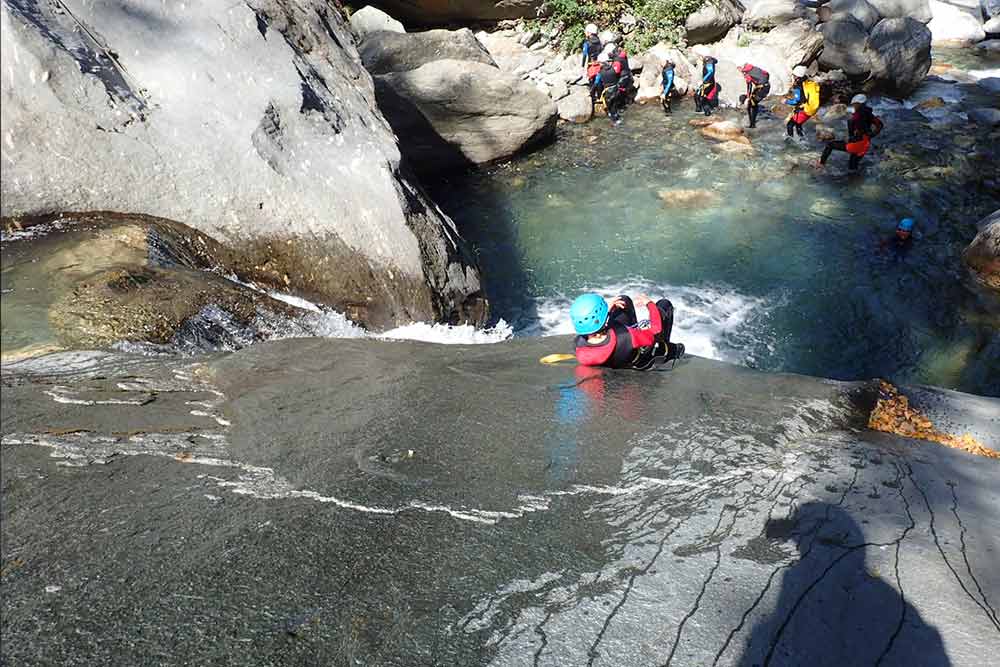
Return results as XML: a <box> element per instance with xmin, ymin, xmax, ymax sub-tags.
<box><xmin>818</xmin><ymin>94</ymin><xmax>883</xmax><ymax>170</ymax></box>
<box><xmin>571</xmin><ymin>293</ymin><xmax>685</xmax><ymax>370</ymax></box>
<box><xmin>739</xmin><ymin>63</ymin><xmax>771</xmax><ymax>128</ymax></box>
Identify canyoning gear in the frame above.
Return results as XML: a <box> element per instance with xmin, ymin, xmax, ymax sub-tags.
<box><xmin>582</xmin><ymin>33</ymin><xmax>603</xmax><ymax>68</ymax></box>
<box><xmin>898</xmin><ymin>218</ymin><xmax>915</xmax><ymax>232</ymax></box>
<box><xmin>585</xmin><ymin>23</ymin><xmax>598</xmax><ymax>36</ymax></box>
<box><xmin>820</xmin><ymin>104</ymin><xmax>881</xmax><ymax>169</ymax></box>
<box><xmin>802</xmin><ymin>80</ymin><xmax>820</xmax><ymax>116</ymax></box>
<box><xmin>570</xmin><ymin>294</ymin><xmax>610</xmax><ymax>335</ymax></box>
<box><xmin>574</xmin><ymin>297</ymin><xmax>680</xmax><ymax>370</ymax></box>
<box><xmin>792</xmin><ymin>65</ymin><xmax>808</xmax><ymax>78</ymax></box>
<box><xmin>661</xmin><ymin>64</ymin><xmax>676</xmax><ymax>114</ymax></box>
<box><xmin>785</xmin><ymin>78</ymin><xmax>816</xmax><ymax>136</ymax></box>
<box><xmin>603</xmin><ymin>42</ymin><xmax>617</xmax><ymax>56</ymax></box>
<box><xmin>694</xmin><ymin>57</ymin><xmax>719</xmax><ymax>115</ymax></box>
<box><xmin>540</xmin><ymin>353</ymin><xmax>577</xmax><ymax>364</ymax></box>
<box><xmin>851</xmin><ymin>94</ymin><xmax>867</xmax><ymax>105</ymax></box>
<box><xmin>741</xmin><ymin>65</ymin><xmax>771</xmax><ymax>128</ymax></box>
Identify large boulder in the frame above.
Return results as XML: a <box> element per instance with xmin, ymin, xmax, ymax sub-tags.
<box><xmin>927</xmin><ymin>0</ymin><xmax>987</xmax><ymax>44</ymax></box>
<box><xmin>963</xmin><ymin>210</ymin><xmax>1000</xmax><ymax>289</ymax></box>
<box><xmin>359</xmin><ymin>28</ymin><xmax>495</xmax><ymax>75</ymax></box>
<box><xmin>0</xmin><ymin>0</ymin><xmax>486</xmax><ymax>330</ymax></box>
<box><xmin>828</xmin><ymin>0</ymin><xmax>881</xmax><ymax>31</ymax></box>
<box><xmin>367</xmin><ymin>0</ymin><xmax>543</xmax><ymax>25</ymax></box>
<box><xmin>685</xmin><ymin>0</ymin><xmax>745</xmax><ymax>45</ymax></box>
<box><xmin>374</xmin><ymin>60</ymin><xmax>556</xmax><ymax>171</ymax></box>
<box><xmin>742</xmin><ymin>0</ymin><xmax>807</xmax><ymax>29</ymax></box>
<box><xmin>819</xmin><ymin>17</ymin><xmax>873</xmax><ymax>78</ymax></box>
<box><xmin>867</xmin><ymin>0</ymin><xmax>933</xmax><ymax>22</ymax></box>
<box><xmin>349</xmin><ymin>6</ymin><xmax>405</xmax><ymax>39</ymax></box>
<box><xmin>867</xmin><ymin>18</ymin><xmax>933</xmax><ymax>96</ymax></box>
<box><xmin>557</xmin><ymin>89</ymin><xmax>594</xmax><ymax>123</ymax></box>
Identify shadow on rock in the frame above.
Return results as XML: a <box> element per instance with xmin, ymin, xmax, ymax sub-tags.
<box><xmin>739</xmin><ymin>501</ymin><xmax>949</xmax><ymax>666</ymax></box>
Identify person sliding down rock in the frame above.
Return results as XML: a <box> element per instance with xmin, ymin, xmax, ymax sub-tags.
<box><xmin>581</xmin><ymin>24</ymin><xmax>602</xmax><ymax>85</ymax></box>
<box><xmin>817</xmin><ymin>94</ymin><xmax>883</xmax><ymax>171</ymax></box>
<box><xmin>784</xmin><ymin>65</ymin><xmax>820</xmax><ymax>139</ymax></box>
<box><xmin>739</xmin><ymin>63</ymin><xmax>770</xmax><ymax>128</ymax></box>
<box><xmin>692</xmin><ymin>47</ymin><xmax>719</xmax><ymax>116</ymax></box>
<box><xmin>593</xmin><ymin>53</ymin><xmax>623</xmax><ymax>125</ymax></box>
<box><xmin>570</xmin><ymin>293</ymin><xmax>685</xmax><ymax>370</ymax></box>
<box><xmin>661</xmin><ymin>60</ymin><xmax>677</xmax><ymax>114</ymax></box>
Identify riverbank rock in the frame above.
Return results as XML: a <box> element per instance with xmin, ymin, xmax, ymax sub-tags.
<box><xmin>927</xmin><ymin>0</ymin><xmax>987</xmax><ymax>44</ymax></box>
<box><xmin>0</xmin><ymin>0</ymin><xmax>486</xmax><ymax>330</ymax></box>
<box><xmin>363</xmin><ymin>0</ymin><xmax>542</xmax><ymax>25</ymax></box>
<box><xmin>828</xmin><ymin>0</ymin><xmax>881</xmax><ymax>31</ymax></box>
<box><xmin>968</xmin><ymin>108</ymin><xmax>1000</xmax><ymax>125</ymax></box>
<box><xmin>359</xmin><ymin>28</ymin><xmax>496</xmax><ymax>75</ymax></box>
<box><xmin>742</xmin><ymin>0</ymin><xmax>807</xmax><ymax>29</ymax></box>
<box><xmin>557</xmin><ymin>90</ymin><xmax>594</xmax><ymax>123</ymax></box>
<box><xmin>867</xmin><ymin>0</ymin><xmax>933</xmax><ymax>22</ymax></box>
<box><xmin>657</xmin><ymin>188</ymin><xmax>721</xmax><ymax>208</ymax></box>
<box><xmin>820</xmin><ymin>17</ymin><xmax>873</xmax><ymax>77</ymax></box>
<box><xmin>867</xmin><ymin>18</ymin><xmax>933</xmax><ymax>96</ymax></box>
<box><xmin>349</xmin><ymin>6</ymin><xmax>405</xmax><ymax>39</ymax></box>
<box><xmin>963</xmin><ymin>210</ymin><xmax>1000</xmax><ymax>289</ymax></box>
<box><xmin>700</xmin><ymin>120</ymin><xmax>747</xmax><ymax>141</ymax></box>
<box><xmin>814</xmin><ymin>124</ymin><xmax>837</xmax><ymax>141</ymax></box>
<box><xmin>685</xmin><ymin>0</ymin><xmax>745</xmax><ymax>45</ymax></box>
<box><xmin>374</xmin><ymin>60</ymin><xmax>557</xmax><ymax>170</ymax></box>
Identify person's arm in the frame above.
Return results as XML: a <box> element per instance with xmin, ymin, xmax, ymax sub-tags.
<box><xmin>703</xmin><ymin>62</ymin><xmax>714</xmax><ymax>83</ymax></box>
<box><xmin>663</xmin><ymin>69</ymin><xmax>674</xmax><ymax>94</ymax></box>
<box><xmin>581</xmin><ymin>41</ymin><xmax>589</xmax><ymax>69</ymax></box>
<box><xmin>626</xmin><ymin>301</ymin><xmax>665</xmax><ymax>347</ymax></box>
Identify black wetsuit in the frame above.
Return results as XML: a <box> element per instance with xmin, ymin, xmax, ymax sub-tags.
<box><xmin>694</xmin><ymin>58</ymin><xmax>719</xmax><ymax>115</ymax></box>
<box><xmin>596</xmin><ymin>62</ymin><xmax>622</xmax><ymax>121</ymax></box>
<box><xmin>820</xmin><ymin>104</ymin><xmax>882</xmax><ymax>170</ymax></box>
<box><xmin>574</xmin><ymin>296</ymin><xmax>679</xmax><ymax>370</ymax></box>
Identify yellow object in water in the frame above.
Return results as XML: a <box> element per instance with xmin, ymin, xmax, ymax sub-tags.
<box><xmin>540</xmin><ymin>353</ymin><xmax>576</xmax><ymax>365</ymax></box>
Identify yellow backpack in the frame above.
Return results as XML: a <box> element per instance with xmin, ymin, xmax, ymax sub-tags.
<box><xmin>802</xmin><ymin>79</ymin><xmax>820</xmax><ymax>116</ymax></box>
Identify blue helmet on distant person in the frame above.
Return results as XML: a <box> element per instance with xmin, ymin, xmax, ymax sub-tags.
<box><xmin>570</xmin><ymin>293</ymin><xmax>609</xmax><ymax>335</ymax></box>
<box><xmin>897</xmin><ymin>218</ymin><xmax>915</xmax><ymax>232</ymax></box>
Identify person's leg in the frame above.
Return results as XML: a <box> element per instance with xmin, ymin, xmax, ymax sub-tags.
<box><xmin>849</xmin><ymin>152</ymin><xmax>862</xmax><ymax>170</ymax></box>
<box><xmin>749</xmin><ymin>102</ymin><xmax>759</xmax><ymax>128</ymax></box>
<box><xmin>662</xmin><ymin>94</ymin><xmax>671</xmax><ymax>114</ymax></box>
<box><xmin>654</xmin><ymin>299</ymin><xmax>675</xmax><ymax>341</ymax></box>
<box><xmin>786</xmin><ymin>117</ymin><xmax>796</xmax><ymax>137</ymax></box>
<box><xmin>820</xmin><ymin>141</ymin><xmax>846</xmax><ymax>165</ymax></box>
<box><xmin>795</xmin><ymin>120</ymin><xmax>804</xmax><ymax>137</ymax></box>
<box><xmin>694</xmin><ymin>93</ymin><xmax>703</xmax><ymax>112</ymax></box>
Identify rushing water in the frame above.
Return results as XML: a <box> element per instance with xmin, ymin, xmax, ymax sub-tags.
<box><xmin>431</xmin><ymin>62</ymin><xmax>1000</xmax><ymax>396</ymax></box>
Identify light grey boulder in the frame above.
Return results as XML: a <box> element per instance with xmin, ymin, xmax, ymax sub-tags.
<box><xmin>363</xmin><ymin>0</ymin><xmax>542</xmax><ymax>25</ymax></box>
<box><xmin>349</xmin><ymin>6</ymin><xmax>404</xmax><ymax>39</ymax></box>
<box><xmin>819</xmin><ymin>17</ymin><xmax>873</xmax><ymax>78</ymax></box>
<box><xmin>986</xmin><ymin>0</ymin><xmax>1000</xmax><ymax>18</ymax></box>
<box><xmin>557</xmin><ymin>89</ymin><xmax>594</xmax><ymax>123</ymax></box>
<box><xmin>986</xmin><ymin>18</ymin><xmax>1000</xmax><ymax>33</ymax></box>
<box><xmin>828</xmin><ymin>0</ymin><xmax>881</xmax><ymax>31</ymax></box>
<box><xmin>743</xmin><ymin>0</ymin><xmax>807</xmax><ymax>29</ymax></box>
<box><xmin>0</xmin><ymin>0</ymin><xmax>486</xmax><ymax>330</ymax></box>
<box><xmin>977</xmin><ymin>38</ymin><xmax>1000</xmax><ymax>50</ymax></box>
<box><xmin>963</xmin><ymin>210</ymin><xmax>1000</xmax><ymax>289</ymax></box>
<box><xmin>928</xmin><ymin>0</ymin><xmax>986</xmax><ymax>43</ymax></box>
<box><xmin>867</xmin><ymin>18</ymin><xmax>932</xmax><ymax>96</ymax></box>
<box><xmin>685</xmin><ymin>0</ymin><xmax>745</xmax><ymax>45</ymax></box>
<box><xmin>374</xmin><ymin>60</ymin><xmax>556</xmax><ymax>171</ymax></box>
<box><xmin>867</xmin><ymin>0</ymin><xmax>933</xmax><ymax>22</ymax></box>
<box><xmin>359</xmin><ymin>28</ymin><xmax>496</xmax><ymax>75</ymax></box>
<box><xmin>764</xmin><ymin>19</ymin><xmax>825</xmax><ymax>65</ymax></box>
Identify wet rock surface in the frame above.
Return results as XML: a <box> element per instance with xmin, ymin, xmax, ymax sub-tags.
<box><xmin>963</xmin><ymin>209</ymin><xmax>1000</xmax><ymax>289</ymax></box>
<box><xmin>2</xmin><ymin>338</ymin><xmax>998</xmax><ymax>665</ymax></box>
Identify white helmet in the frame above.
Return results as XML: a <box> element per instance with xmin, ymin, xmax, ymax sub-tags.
<box><xmin>792</xmin><ymin>65</ymin><xmax>808</xmax><ymax>78</ymax></box>
<box><xmin>598</xmin><ymin>53</ymin><xmax>609</xmax><ymax>63</ymax></box>
<box><xmin>851</xmin><ymin>94</ymin><xmax>867</xmax><ymax>105</ymax></box>
<box><xmin>603</xmin><ymin>42</ymin><xmax>617</xmax><ymax>55</ymax></box>
<box><xmin>585</xmin><ymin>23</ymin><xmax>598</xmax><ymax>36</ymax></box>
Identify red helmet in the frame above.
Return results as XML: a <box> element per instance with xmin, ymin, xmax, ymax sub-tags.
<box><xmin>740</xmin><ymin>63</ymin><xmax>753</xmax><ymax>73</ymax></box>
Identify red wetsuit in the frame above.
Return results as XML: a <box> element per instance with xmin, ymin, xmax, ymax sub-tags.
<box><xmin>574</xmin><ymin>297</ymin><xmax>674</xmax><ymax>369</ymax></box>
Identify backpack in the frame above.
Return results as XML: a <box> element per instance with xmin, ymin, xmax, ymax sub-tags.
<box><xmin>802</xmin><ymin>80</ymin><xmax>820</xmax><ymax>116</ymax></box>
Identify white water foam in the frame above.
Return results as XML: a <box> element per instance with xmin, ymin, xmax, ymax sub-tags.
<box><xmin>521</xmin><ymin>280</ymin><xmax>767</xmax><ymax>362</ymax></box>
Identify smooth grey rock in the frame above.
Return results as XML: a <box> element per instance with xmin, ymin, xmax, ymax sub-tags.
<box><xmin>963</xmin><ymin>210</ymin><xmax>1000</xmax><ymax>288</ymax></box>
<box><xmin>0</xmin><ymin>0</ymin><xmax>485</xmax><ymax>330</ymax></box>
<box><xmin>547</xmin><ymin>80</ymin><xmax>570</xmax><ymax>100</ymax></box>
<box><xmin>928</xmin><ymin>0</ymin><xmax>986</xmax><ymax>43</ymax></box>
<box><xmin>685</xmin><ymin>0</ymin><xmax>745</xmax><ymax>45</ymax></box>
<box><xmin>362</xmin><ymin>0</ymin><xmax>542</xmax><ymax>25</ymax></box>
<box><xmin>828</xmin><ymin>0</ymin><xmax>881</xmax><ymax>31</ymax></box>
<box><xmin>820</xmin><ymin>17</ymin><xmax>873</xmax><ymax>78</ymax></box>
<box><xmin>557</xmin><ymin>88</ymin><xmax>594</xmax><ymax>123</ymax></box>
<box><xmin>986</xmin><ymin>0</ymin><xmax>1000</xmax><ymax>18</ymax></box>
<box><xmin>867</xmin><ymin>18</ymin><xmax>933</xmax><ymax>96</ymax></box>
<box><xmin>349</xmin><ymin>5</ymin><xmax>404</xmax><ymax>39</ymax></box>
<box><xmin>868</xmin><ymin>0</ymin><xmax>933</xmax><ymax>22</ymax></box>
<box><xmin>984</xmin><ymin>16</ymin><xmax>1000</xmax><ymax>33</ymax></box>
<box><xmin>359</xmin><ymin>28</ymin><xmax>496</xmax><ymax>75</ymax></box>
<box><xmin>743</xmin><ymin>0</ymin><xmax>807</xmax><ymax>29</ymax></box>
<box><xmin>374</xmin><ymin>59</ymin><xmax>556</xmax><ymax>171</ymax></box>
<box><xmin>977</xmin><ymin>38</ymin><xmax>1000</xmax><ymax>50</ymax></box>
<box><xmin>967</xmin><ymin>107</ymin><xmax>1000</xmax><ymax>125</ymax></box>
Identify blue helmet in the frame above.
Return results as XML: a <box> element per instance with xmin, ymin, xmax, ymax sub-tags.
<box><xmin>897</xmin><ymin>218</ymin><xmax>915</xmax><ymax>232</ymax></box>
<box><xmin>570</xmin><ymin>293</ymin><xmax>609</xmax><ymax>335</ymax></box>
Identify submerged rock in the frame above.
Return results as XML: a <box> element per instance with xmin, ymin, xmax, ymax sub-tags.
<box><xmin>963</xmin><ymin>210</ymin><xmax>1000</xmax><ymax>289</ymax></box>
<box><xmin>0</xmin><ymin>0</ymin><xmax>485</xmax><ymax>330</ymax></box>
<box><xmin>700</xmin><ymin>120</ymin><xmax>746</xmax><ymax>141</ymax></box>
<box><xmin>657</xmin><ymin>188</ymin><xmax>722</xmax><ymax>208</ymax></box>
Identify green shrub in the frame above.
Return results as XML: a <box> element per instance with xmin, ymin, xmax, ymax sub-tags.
<box><xmin>542</xmin><ymin>0</ymin><xmax>706</xmax><ymax>54</ymax></box>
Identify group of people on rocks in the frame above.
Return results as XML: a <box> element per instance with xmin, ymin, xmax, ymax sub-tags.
<box><xmin>581</xmin><ymin>28</ymin><xmax>884</xmax><ymax>172</ymax></box>
<box><xmin>569</xmin><ymin>27</ymin><xmax>902</xmax><ymax>372</ymax></box>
